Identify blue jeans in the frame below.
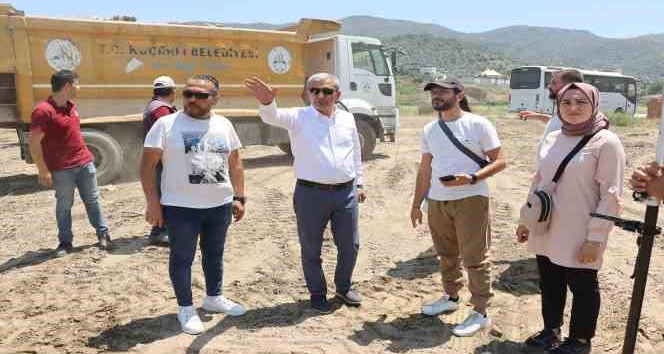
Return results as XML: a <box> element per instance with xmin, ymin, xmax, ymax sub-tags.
<box><xmin>163</xmin><ymin>203</ymin><xmax>232</xmax><ymax>307</ymax></box>
<box><xmin>293</xmin><ymin>183</ymin><xmax>359</xmax><ymax>297</ymax></box>
<box><xmin>52</xmin><ymin>162</ymin><xmax>109</xmax><ymax>244</ymax></box>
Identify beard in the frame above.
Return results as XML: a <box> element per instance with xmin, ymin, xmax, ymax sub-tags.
<box><xmin>432</xmin><ymin>99</ymin><xmax>456</xmax><ymax>112</ymax></box>
<box><xmin>185</xmin><ymin>105</ymin><xmax>210</xmax><ymax>119</ymax></box>
<box><xmin>548</xmin><ymin>88</ymin><xmax>557</xmax><ymax>100</ymax></box>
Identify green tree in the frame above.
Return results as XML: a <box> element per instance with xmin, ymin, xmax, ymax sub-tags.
<box><xmin>110</xmin><ymin>15</ymin><xmax>137</xmax><ymax>22</ymax></box>
<box><xmin>647</xmin><ymin>80</ymin><xmax>664</xmax><ymax>95</ymax></box>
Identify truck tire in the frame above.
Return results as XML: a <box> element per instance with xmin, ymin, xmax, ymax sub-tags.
<box><xmin>278</xmin><ymin>143</ymin><xmax>293</xmax><ymax>156</ymax></box>
<box><xmin>82</xmin><ymin>129</ymin><xmax>124</xmax><ymax>185</ymax></box>
<box><xmin>357</xmin><ymin>120</ymin><xmax>376</xmax><ymax>159</ymax></box>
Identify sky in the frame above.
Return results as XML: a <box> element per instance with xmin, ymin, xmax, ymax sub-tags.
<box><xmin>11</xmin><ymin>0</ymin><xmax>664</xmax><ymax>39</ymax></box>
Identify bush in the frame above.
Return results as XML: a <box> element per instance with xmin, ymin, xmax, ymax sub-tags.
<box><xmin>398</xmin><ymin>106</ymin><xmax>419</xmax><ymax>116</ymax></box>
<box><xmin>607</xmin><ymin>112</ymin><xmax>638</xmax><ymax>127</ymax></box>
<box><xmin>647</xmin><ymin>81</ymin><xmax>664</xmax><ymax>95</ymax></box>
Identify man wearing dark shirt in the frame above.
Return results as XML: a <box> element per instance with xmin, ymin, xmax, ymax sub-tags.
<box><xmin>143</xmin><ymin>76</ymin><xmax>177</xmax><ymax>245</ymax></box>
<box><xmin>28</xmin><ymin>70</ymin><xmax>111</xmax><ymax>257</ymax></box>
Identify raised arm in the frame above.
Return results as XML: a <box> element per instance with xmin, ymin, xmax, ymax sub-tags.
<box><xmin>245</xmin><ymin>76</ymin><xmax>297</xmax><ymax>130</ymax></box>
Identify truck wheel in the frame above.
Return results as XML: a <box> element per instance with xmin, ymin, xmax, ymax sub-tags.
<box><xmin>82</xmin><ymin>129</ymin><xmax>124</xmax><ymax>185</ymax></box>
<box><xmin>614</xmin><ymin>107</ymin><xmax>624</xmax><ymax>114</ymax></box>
<box><xmin>357</xmin><ymin>120</ymin><xmax>376</xmax><ymax>159</ymax></box>
<box><xmin>278</xmin><ymin>143</ymin><xmax>293</xmax><ymax>156</ymax></box>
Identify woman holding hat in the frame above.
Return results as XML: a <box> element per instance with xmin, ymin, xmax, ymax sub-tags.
<box><xmin>515</xmin><ymin>82</ymin><xmax>625</xmax><ymax>354</ymax></box>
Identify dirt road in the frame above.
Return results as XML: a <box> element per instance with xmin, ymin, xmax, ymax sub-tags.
<box><xmin>0</xmin><ymin>110</ymin><xmax>663</xmax><ymax>354</ymax></box>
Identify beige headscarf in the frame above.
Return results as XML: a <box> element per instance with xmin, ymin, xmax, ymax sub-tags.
<box><xmin>556</xmin><ymin>82</ymin><xmax>609</xmax><ymax>136</ymax></box>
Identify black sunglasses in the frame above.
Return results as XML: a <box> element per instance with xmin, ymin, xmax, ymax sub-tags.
<box><xmin>182</xmin><ymin>90</ymin><xmax>214</xmax><ymax>100</ymax></box>
<box><xmin>309</xmin><ymin>87</ymin><xmax>336</xmax><ymax>96</ymax></box>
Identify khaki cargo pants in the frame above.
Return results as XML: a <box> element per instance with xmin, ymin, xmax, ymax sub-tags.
<box><xmin>427</xmin><ymin>195</ymin><xmax>492</xmax><ymax>313</ymax></box>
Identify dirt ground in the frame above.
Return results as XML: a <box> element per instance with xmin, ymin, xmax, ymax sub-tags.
<box><xmin>1</xmin><ymin>110</ymin><xmax>664</xmax><ymax>354</ymax></box>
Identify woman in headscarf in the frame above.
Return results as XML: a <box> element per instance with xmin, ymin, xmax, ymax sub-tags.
<box><xmin>515</xmin><ymin>83</ymin><xmax>626</xmax><ymax>354</ymax></box>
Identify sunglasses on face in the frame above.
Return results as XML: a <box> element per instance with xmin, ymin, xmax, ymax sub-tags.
<box><xmin>309</xmin><ymin>87</ymin><xmax>336</xmax><ymax>96</ymax></box>
<box><xmin>182</xmin><ymin>90</ymin><xmax>214</xmax><ymax>100</ymax></box>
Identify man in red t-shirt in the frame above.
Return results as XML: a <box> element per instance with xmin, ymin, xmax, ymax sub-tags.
<box><xmin>143</xmin><ymin>75</ymin><xmax>177</xmax><ymax>245</ymax></box>
<box><xmin>28</xmin><ymin>70</ymin><xmax>111</xmax><ymax>257</ymax></box>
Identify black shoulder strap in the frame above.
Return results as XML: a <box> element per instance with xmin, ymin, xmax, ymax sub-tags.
<box><xmin>552</xmin><ymin>129</ymin><xmax>603</xmax><ymax>183</ymax></box>
<box><xmin>437</xmin><ymin>111</ymin><xmax>489</xmax><ymax>168</ymax></box>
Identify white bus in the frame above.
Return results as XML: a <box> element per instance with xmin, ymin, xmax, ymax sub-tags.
<box><xmin>509</xmin><ymin>66</ymin><xmax>638</xmax><ymax>115</ymax></box>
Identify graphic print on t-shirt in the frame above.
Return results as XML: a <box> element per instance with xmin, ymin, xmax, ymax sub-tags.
<box><xmin>182</xmin><ymin>131</ymin><xmax>230</xmax><ymax>184</ymax></box>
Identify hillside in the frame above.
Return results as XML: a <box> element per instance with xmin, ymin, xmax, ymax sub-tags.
<box><xmin>384</xmin><ymin>34</ymin><xmax>520</xmax><ymax>77</ymax></box>
<box><xmin>339</xmin><ymin>17</ymin><xmax>664</xmax><ymax>80</ymax></box>
<box><xmin>181</xmin><ymin>16</ymin><xmax>664</xmax><ymax>80</ymax></box>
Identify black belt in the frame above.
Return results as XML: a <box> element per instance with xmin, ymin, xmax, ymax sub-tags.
<box><xmin>296</xmin><ymin>179</ymin><xmax>354</xmax><ymax>190</ymax></box>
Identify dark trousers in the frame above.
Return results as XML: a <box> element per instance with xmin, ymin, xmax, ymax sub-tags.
<box><xmin>293</xmin><ymin>183</ymin><xmax>359</xmax><ymax>297</ymax></box>
<box><xmin>537</xmin><ymin>255</ymin><xmax>600</xmax><ymax>339</ymax></box>
<box><xmin>163</xmin><ymin>203</ymin><xmax>232</xmax><ymax>307</ymax></box>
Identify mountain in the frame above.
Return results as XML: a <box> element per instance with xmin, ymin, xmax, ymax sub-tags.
<box><xmin>384</xmin><ymin>34</ymin><xmax>520</xmax><ymax>77</ymax></box>
<box><xmin>338</xmin><ymin>17</ymin><xmax>664</xmax><ymax>80</ymax></box>
<box><xmin>181</xmin><ymin>16</ymin><xmax>664</xmax><ymax>80</ymax></box>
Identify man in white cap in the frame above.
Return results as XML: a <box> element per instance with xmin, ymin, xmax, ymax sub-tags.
<box><xmin>143</xmin><ymin>75</ymin><xmax>177</xmax><ymax>244</ymax></box>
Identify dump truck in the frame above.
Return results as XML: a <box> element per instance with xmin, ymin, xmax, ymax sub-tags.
<box><xmin>0</xmin><ymin>4</ymin><xmax>399</xmax><ymax>184</ymax></box>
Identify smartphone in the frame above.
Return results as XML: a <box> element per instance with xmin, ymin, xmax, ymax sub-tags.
<box><xmin>439</xmin><ymin>175</ymin><xmax>456</xmax><ymax>182</ymax></box>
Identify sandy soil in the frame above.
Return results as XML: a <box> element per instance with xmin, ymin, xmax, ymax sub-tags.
<box><xmin>0</xmin><ymin>111</ymin><xmax>663</xmax><ymax>354</ymax></box>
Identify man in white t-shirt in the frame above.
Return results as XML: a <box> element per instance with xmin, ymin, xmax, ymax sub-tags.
<box><xmin>141</xmin><ymin>74</ymin><xmax>247</xmax><ymax>335</ymax></box>
<box><xmin>410</xmin><ymin>78</ymin><xmax>507</xmax><ymax>337</ymax></box>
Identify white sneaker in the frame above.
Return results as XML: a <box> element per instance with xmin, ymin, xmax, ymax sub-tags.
<box><xmin>452</xmin><ymin>310</ymin><xmax>491</xmax><ymax>337</ymax></box>
<box><xmin>202</xmin><ymin>295</ymin><xmax>247</xmax><ymax>316</ymax></box>
<box><xmin>421</xmin><ymin>294</ymin><xmax>460</xmax><ymax>316</ymax></box>
<box><xmin>178</xmin><ymin>306</ymin><xmax>204</xmax><ymax>335</ymax></box>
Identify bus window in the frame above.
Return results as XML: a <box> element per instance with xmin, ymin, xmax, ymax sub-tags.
<box><xmin>610</xmin><ymin>78</ymin><xmax>625</xmax><ymax>94</ymax></box>
<box><xmin>544</xmin><ymin>72</ymin><xmax>553</xmax><ymax>87</ymax></box>
<box><xmin>510</xmin><ymin>67</ymin><xmax>541</xmax><ymax>89</ymax></box>
<box><xmin>627</xmin><ymin>81</ymin><xmax>637</xmax><ymax>103</ymax></box>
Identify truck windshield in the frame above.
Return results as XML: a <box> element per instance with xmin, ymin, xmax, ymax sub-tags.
<box><xmin>352</xmin><ymin>43</ymin><xmax>390</xmax><ymax>76</ymax></box>
<box><xmin>510</xmin><ymin>67</ymin><xmax>542</xmax><ymax>89</ymax></box>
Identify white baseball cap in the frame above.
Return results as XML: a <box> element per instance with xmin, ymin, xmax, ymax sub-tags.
<box><xmin>152</xmin><ymin>76</ymin><xmax>176</xmax><ymax>88</ymax></box>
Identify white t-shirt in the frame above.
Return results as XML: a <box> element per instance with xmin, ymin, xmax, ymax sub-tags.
<box><xmin>421</xmin><ymin>111</ymin><xmax>501</xmax><ymax>201</ymax></box>
<box><xmin>144</xmin><ymin>111</ymin><xmax>242</xmax><ymax>208</ymax></box>
<box><xmin>542</xmin><ymin>113</ymin><xmax>562</xmax><ymax>139</ymax></box>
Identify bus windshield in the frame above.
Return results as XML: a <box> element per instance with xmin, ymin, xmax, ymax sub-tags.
<box><xmin>510</xmin><ymin>67</ymin><xmax>541</xmax><ymax>89</ymax></box>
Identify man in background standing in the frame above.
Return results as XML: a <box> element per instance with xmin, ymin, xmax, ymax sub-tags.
<box><xmin>143</xmin><ymin>75</ymin><xmax>177</xmax><ymax>245</ymax></box>
<box><xmin>28</xmin><ymin>70</ymin><xmax>111</xmax><ymax>257</ymax></box>
<box><xmin>517</xmin><ymin>69</ymin><xmax>584</xmax><ymax>140</ymax></box>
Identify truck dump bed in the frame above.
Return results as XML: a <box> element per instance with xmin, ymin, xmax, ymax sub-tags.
<box><xmin>0</xmin><ymin>3</ymin><xmax>341</xmax><ymax>126</ymax></box>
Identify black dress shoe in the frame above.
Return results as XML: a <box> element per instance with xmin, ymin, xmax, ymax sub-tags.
<box><xmin>548</xmin><ymin>338</ymin><xmax>591</xmax><ymax>354</ymax></box>
<box><xmin>335</xmin><ymin>289</ymin><xmax>362</xmax><ymax>306</ymax></box>
<box><xmin>524</xmin><ymin>328</ymin><xmax>561</xmax><ymax>350</ymax></box>
<box><xmin>311</xmin><ymin>295</ymin><xmax>332</xmax><ymax>314</ymax></box>
<box><xmin>148</xmin><ymin>227</ymin><xmax>169</xmax><ymax>245</ymax></box>
<box><xmin>97</xmin><ymin>233</ymin><xmax>112</xmax><ymax>251</ymax></box>
<box><xmin>54</xmin><ymin>242</ymin><xmax>73</xmax><ymax>257</ymax></box>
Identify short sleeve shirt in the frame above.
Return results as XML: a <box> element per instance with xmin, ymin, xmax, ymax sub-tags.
<box><xmin>421</xmin><ymin>111</ymin><xmax>501</xmax><ymax>201</ymax></box>
<box><xmin>29</xmin><ymin>97</ymin><xmax>93</xmax><ymax>171</ymax></box>
<box><xmin>144</xmin><ymin>112</ymin><xmax>242</xmax><ymax>208</ymax></box>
